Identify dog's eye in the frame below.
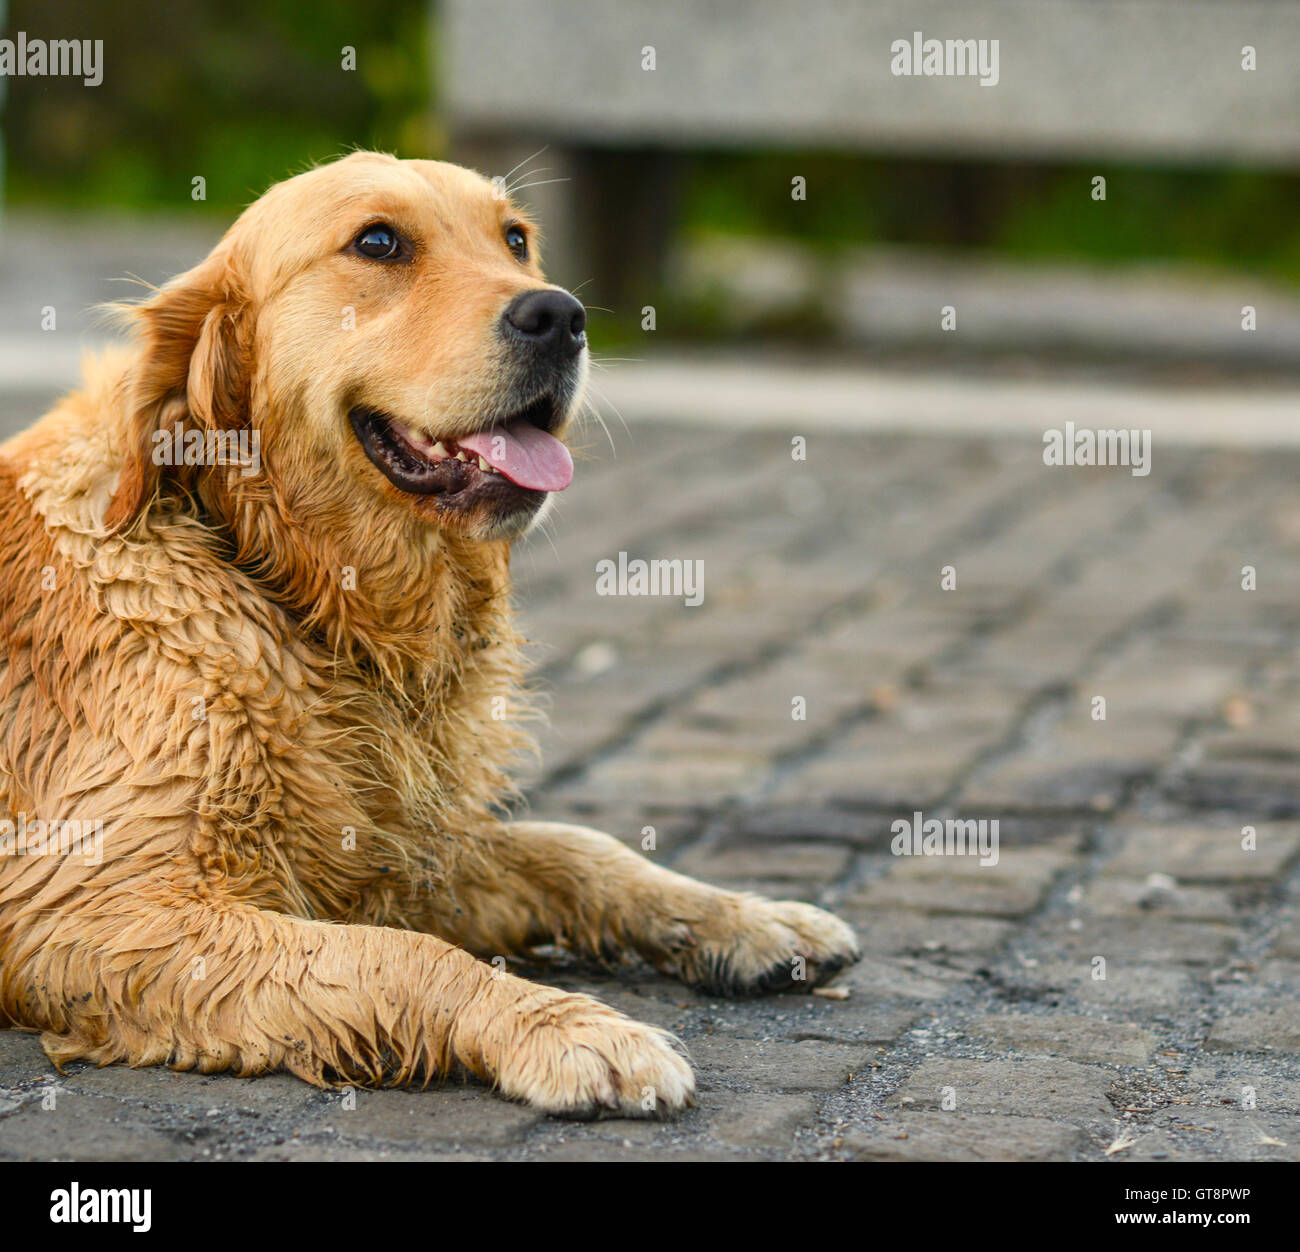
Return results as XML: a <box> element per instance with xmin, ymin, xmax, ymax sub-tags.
<box><xmin>355</xmin><ymin>225</ymin><xmax>401</xmax><ymax>260</ymax></box>
<box><xmin>505</xmin><ymin>224</ymin><xmax>528</xmax><ymax>261</ymax></box>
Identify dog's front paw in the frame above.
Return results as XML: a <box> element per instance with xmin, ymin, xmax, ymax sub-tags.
<box><xmin>484</xmin><ymin>990</ymin><xmax>696</xmax><ymax>1119</ymax></box>
<box><xmin>664</xmin><ymin>896</ymin><xmax>861</xmax><ymax>996</ymax></box>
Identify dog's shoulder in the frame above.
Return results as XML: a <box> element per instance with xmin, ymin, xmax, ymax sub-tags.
<box><xmin>2</xmin><ymin>364</ymin><xmax>322</xmax><ymax>719</ymax></box>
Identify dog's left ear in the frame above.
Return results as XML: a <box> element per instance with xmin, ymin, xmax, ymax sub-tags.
<box><xmin>105</xmin><ymin>247</ymin><xmax>251</xmax><ymax>532</ymax></box>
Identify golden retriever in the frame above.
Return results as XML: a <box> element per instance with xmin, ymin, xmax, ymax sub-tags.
<box><xmin>0</xmin><ymin>152</ymin><xmax>858</xmax><ymax>1117</ymax></box>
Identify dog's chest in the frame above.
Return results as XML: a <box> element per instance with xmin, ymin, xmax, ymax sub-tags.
<box><xmin>14</xmin><ymin>440</ymin><xmax>524</xmax><ymax>923</ymax></box>
<box><xmin>200</xmin><ymin>592</ymin><xmax>526</xmax><ymax>923</ymax></box>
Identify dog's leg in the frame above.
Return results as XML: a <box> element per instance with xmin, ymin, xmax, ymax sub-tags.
<box><xmin>12</xmin><ymin>896</ymin><xmax>693</xmax><ymax>1117</ymax></box>
<box><xmin>430</xmin><ymin>821</ymin><xmax>861</xmax><ymax>995</ymax></box>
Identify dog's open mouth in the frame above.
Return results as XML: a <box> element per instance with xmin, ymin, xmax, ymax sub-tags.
<box><xmin>349</xmin><ymin>398</ymin><xmax>573</xmax><ymax>499</ymax></box>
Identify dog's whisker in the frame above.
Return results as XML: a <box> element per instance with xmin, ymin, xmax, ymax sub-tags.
<box><xmin>498</xmin><ymin>144</ymin><xmax>550</xmax><ymax>187</ymax></box>
<box><xmin>582</xmin><ymin>377</ymin><xmax>631</xmax><ymax>442</ymax></box>
<box><xmin>504</xmin><ymin>177</ymin><xmax>571</xmax><ymax>196</ymax></box>
<box><xmin>572</xmin><ymin>392</ymin><xmax>618</xmax><ymax>459</ymax></box>
<box><xmin>504</xmin><ymin>167</ymin><xmax>552</xmax><ymax>195</ymax></box>
<box><xmin>503</xmin><ymin>164</ymin><xmax>554</xmax><ymax>195</ymax></box>
<box><xmin>531</xmin><ymin>508</ymin><xmax>562</xmax><ymax>564</ymax></box>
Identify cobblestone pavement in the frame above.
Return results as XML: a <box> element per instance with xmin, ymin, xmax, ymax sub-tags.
<box><xmin>3</xmin><ymin>420</ymin><xmax>1300</xmax><ymax>1162</ymax></box>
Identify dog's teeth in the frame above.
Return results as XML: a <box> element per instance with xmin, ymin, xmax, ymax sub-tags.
<box><xmin>432</xmin><ymin>441</ymin><xmax>448</xmax><ymax>458</ymax></box>
<box><xmin>456</xmin><ymin>451</ymin><xmax>469</xmax><ymax>462</ymax></box>
<box><xmin>478</xmin><ymin>456</ymin><xmax>491</xmax><ymax>472</ymax></box>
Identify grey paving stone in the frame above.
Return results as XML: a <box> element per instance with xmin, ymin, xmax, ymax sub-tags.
<box><xmin>1011</xmin><ymin>960</ymin><xmax>1198</xmax><ymax>1010</ymax></box>
<box><xmin>1255</xmin><ymin>960</ymin><xmax>1300</xmax><ymax>992</ymax></box>
<box><xmin>1273</xmin><ymin>918</ymin><xmax>1300</xmax><ymax>960</ymax></box>
<box><xmin>849</xmin><ymin>876</ymin><xmax>1045</xmax><ymax>919</ymax></box>
<box><xmin>706</xmin><ymin>1092</ymin><xmax>819</xmax><ymax>1150</ymax></box>
<box><xmin>62</xmin><ymin>1063</ymin><xmax>322</xmax><ymax>1116</ymax></box>
<box><xmin>1200</xmin><ymin>705</ymin><xmax>1300</xmax><ymax>763</ymax></box>
<box><xmin>837</xmin><ymin>955</ymin><xmax>970</xmax><ymax>1003</ymax></box>
<box><xmin>765</xmin><ymin>998</ymin><xmax>923</xmax><ymax>1047</ymax></box>
<box><xmin>687</xmin><ymin>1037</ymin><xmax>873</xmax><ymax>1092</ymax></box>
<box><xmin>1091</xmin><ymin>661</ymin><xmax>1244</xmax><ymax>722</ymax></box>
<box><xmin>961</xmin><ymin>721</ymin><xmax>1182</xmax><ymax>813</ymax></box>
<box><xmin>892</xmin><ymin>1058</ymin><xmax>1116</xmax><ymax>1120</ymax></box>
<box><xmin>1078</xmin><ymin>878</ymin><xmax>1237</xmax><ymax>923</ymax></box>
<box><xmin>838</xmin><ymin>908</ymin><xmax>1017</xmax><ymax>962</ymax></box>
<box><xmin>1166</xmin><ymin>761</ymin><xmax>1300</xmax><ymax>820</ymax></box>
<box><xmin>966</xmin><ymin>1013</ymin><xmax>1158</xmax><ymax>1066</ymax></box>
<box><xmin>718</xmin><ymin>806</ymin><xmax>893</xmax><ymax>848</ymax></box>
<box><xmin>0</xmin><ymin>1030</ymin><xmax>49</xmax><ymax>1085</ymax></box>
<box><xmin>841</xmin><ymin>1111</ymin><xmax>1088</xmax><ymax>1161</ymax></box>
<box><xmin>888</xmin><ymin>842</ymin><xmax>1081</xmax><ymax>882</ymax></box>
<box><xmin>326</xmin><ymin>1085</ymin><xmax>542</xmax><ymax>1148</ymax></box>
<box><xmin>1123</xmin><ymin>1107</ymin><xmax>1300</xmax><ymax>1162</ymax></box>
<box><xmin>1103</xmin><ymin>824</ymin><xmax>1300</xmax><ymax>884</ymax></box>
<box><xmin>1207</xmin><ymin>1005</ymin><xmax>1300</xmax><ymax>1055</ymax></box>
<box><xmin>1060</xmin><ymin>918</ymin><xmax>1236</xmax><ymax>966</ymax></box>
<box><xmin>1182</xmin><ymin>1065</ymin><xmax>1300</xmax><ymax>1115</ymax></box>
<box><xmin>562</xmin><ymin>748</ymin><xmax>773</xmax><ymax>808</ymax></box>
<box><xmin>853</xmin><ymin>841</ymin><xmax>1077</xmax><ymax>918</ymax></box>
<box><xmin>771</xmin><ymin>725</ymin><xmax>997</xmax><ymax>810</ymax></box>
<box><xmin>539</xmin><ymin>1109</ymin><xmax>704</xmax><ymax>1148</ymax></box>
<box><xmin>0</xmin><ymin>1092</ymin><xmax>188</xmax><ymax>1162</ymax></box>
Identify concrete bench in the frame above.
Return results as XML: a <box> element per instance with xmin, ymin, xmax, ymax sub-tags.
<box><xmin>440</xmin><ymin>0</ymin><xmax>1300</xmax><ymax>300</ymax></box>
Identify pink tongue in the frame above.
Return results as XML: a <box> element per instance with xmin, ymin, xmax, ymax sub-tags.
<box><xmin>457</xmin><ymin>420</ymin><xmax>573</xmax><ymax>492</ymax></box>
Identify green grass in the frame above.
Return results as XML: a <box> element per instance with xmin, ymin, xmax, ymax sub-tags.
<box><xmin>680</xmin><ymin>153</ymin><xmax>1300</xmax><ymax>287</ymax></box>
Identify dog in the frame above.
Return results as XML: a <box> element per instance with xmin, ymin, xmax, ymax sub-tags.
<box><xmin>0</xmin><ymin>152</ymin><xmax>859</xmax><ymax>1117</ymax></box>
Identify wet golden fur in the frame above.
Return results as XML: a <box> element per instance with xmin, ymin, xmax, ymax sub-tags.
<box><xmin>0</xmin><ymin>153</ymin><xmax>858</xmax><ymax>1116</ymax></box>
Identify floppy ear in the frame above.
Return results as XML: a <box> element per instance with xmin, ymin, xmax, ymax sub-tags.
<box><xmin>105</xmin><ymin>248</ymin><xmax>251</xmax><ymax>532</ymax></box>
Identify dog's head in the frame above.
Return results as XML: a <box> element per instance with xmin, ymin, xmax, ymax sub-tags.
<box><xmin>108</xmin><ymin>151</ymin><xmax>587</xmax><ymax>543</ymax></box>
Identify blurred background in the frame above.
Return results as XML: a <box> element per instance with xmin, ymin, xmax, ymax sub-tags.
<box><xmin>2</xmin><ymin>0</ymin><xmax>1300</xmax><ymax>436</ymax></box>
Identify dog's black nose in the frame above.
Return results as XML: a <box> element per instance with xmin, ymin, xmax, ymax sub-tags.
<box><xmin>501</xmin><ymin>289</ymin><xmax>586</xmax><ymax>360</ymax></box>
